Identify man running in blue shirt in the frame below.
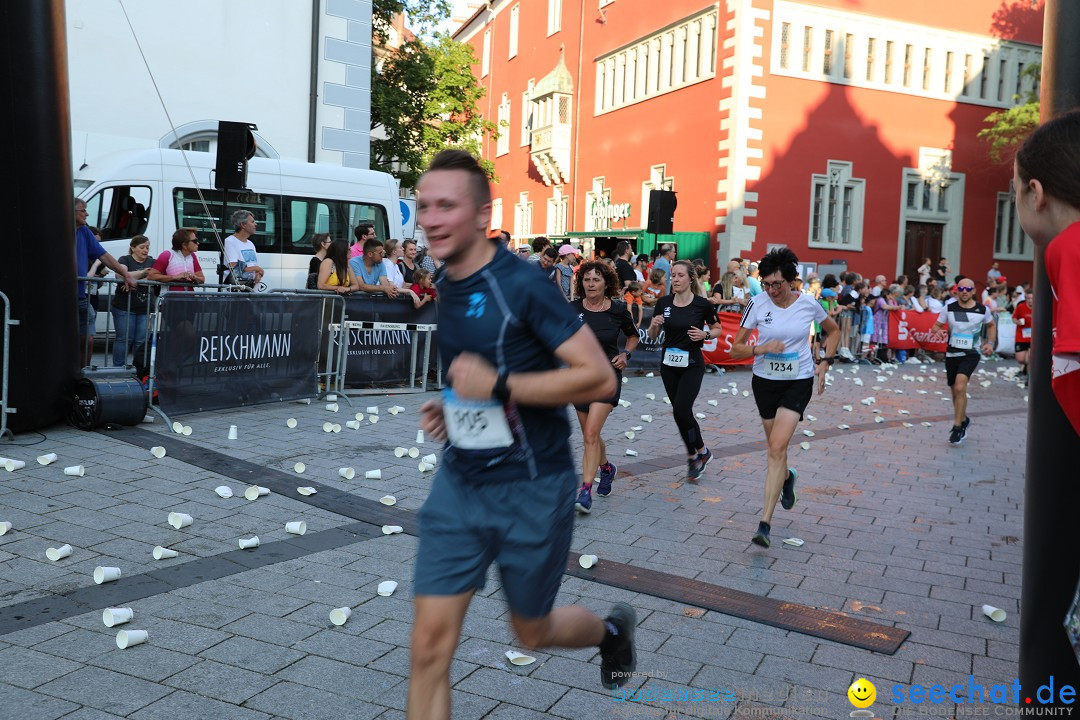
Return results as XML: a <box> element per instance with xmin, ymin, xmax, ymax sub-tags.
<box><xmin>407</xmin><ymin>150</ymin><xmax>638</xmax><ymax>719</ymax></box>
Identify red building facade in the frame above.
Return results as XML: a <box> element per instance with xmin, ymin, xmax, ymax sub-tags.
<box><xmin>454</xmin><ymin>0</ymin><xmax>1043</xmax><ymax>284</ymax></box>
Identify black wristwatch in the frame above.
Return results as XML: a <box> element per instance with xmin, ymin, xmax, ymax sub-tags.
<box><xmin>492</xmin><ymin>370</ymin><xmax>511</xmax><ymax>402</ymax></box>
<box><xmin>623</xmin><ymin>351</ymin><xmax>632</xmax><ymax>361</ymax></box>
<box><xmin>817</xmin><ymin>356</ymin><xmax>836</xmax><ymax>366</ymax></box>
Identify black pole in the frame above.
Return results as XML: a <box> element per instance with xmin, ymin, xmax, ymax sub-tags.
<box><xmin>0</xmin><ymin>0</ymin><xmax>78</xmax><ymax>433</ymax></box>
<box><xmin>1019</xmin><ymin>0</ymin><xmax>1080</xmax><ymax>701</ymax></box>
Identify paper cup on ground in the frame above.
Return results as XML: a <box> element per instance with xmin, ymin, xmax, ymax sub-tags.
<box><xmin>625</xmin><ymin>449</ymin><xmax>638</xmax><ymax>456</ymax></box>
<box><xmin>377</xmin><ymin>580</ymin><xmax>398</xmax><ymax>596</ymax></box>
<box><xmin>366</xmin><ymin>469</ymin><xmax>382</xmax><ymax>480</ymax></box>
<box><xmin>5</xmin><ymin>460</ymin><xmax>26</xmax><ymax>472</ymax></box>
<box><xmin>579</xmin><ymin>554</ymin><xmax>598</xmax><ymax>569</ymax></box>
<box><xmin>625</xmin><ymin>431</ymin><xmax>635</xmax><ymax>440</ymax></box>
<box><xmin>116</xmin><ymin>630</ymin><xmax>147</xmax><ymax>649</ymax></box>
<box><xmin>238</xmin><ymin>536</ymin><xmax>260</xmax><ymax>550</ymax></box>
<box><xmin>37</xmin><ymin>453</ymin><xmax>58</xmax><ymax>465</ymax></box>
<box><xmin>339</xmin><ymin>467</ymin><xmax>356</xmax><ymax>480</ymax></box>
<box><xmin>408</xmin><ymin>447</ymin><xmax>420</xmax><ymax>458</ymax></box>
<box><xmin>329</xmin><ymin>607</ymin><xmax>352</xmax><ymax>626</ymax></box>
<box><xmin>323</xmin><ymin>422</ymin><xmax>334</xmax><ymax>433</ymax></box>
<box><xmin>332</xmin><ymin>424</ymin><xmax>342</xmax><ymax>433</ymax></box>
<box><xmin>227</xmin><ymin>425</ymin><xmax>238</xmax><ymax>440</ymax></box>
<box><xmin>416</xmin><ymin>430</ymin><xmax>424</xmax><ymax>444</ymax></box>
<box><xmin>244</xmin><ymin>485</ymin><xmax>270</xmax><ymax>501</ymax></box>
<box><xmin>505</xmin><ymin>651</ymin><xmax>536</xmax><ymax>666</ymax></box>
<box><xmin>418</xmin><ymin>462</ymin><xmax>434</xmax><ymax>472</ymax></box>
<box><xmin>0</xmin><ymin>521</ymin><xmax>11</xmax><ymax>535</ymax></box>
<box><xmin>368</xmin><ymin>416</ymin><xmax>378</xmax><ymax>424</ymax></box>
<box><xmin>382</xmin><ymin>525</ymin><xmax>403</xmax><ymax>535</ymax></box>
<box><xmin>214</xmin><ymin>486</ymin><xmax>234</xmax><ymax>499</ymax></box>
<box><xmin>366</xmin><ymin>406</ymin><xmax>379</xmax><ymax>415</ymax></box>
<box><xmin>394</xmin><ymin>447</ymin><xmax>407</xmax><ymax>457</ymax></box>
<box><xmin>297</xmin><ymin>486</ymin><xmax>317</xmax><ymax>495</ymax></box>
<box><xmin>294</xmin><ymin>462</ymin><xmax>306</xmax><ymax>474</ymax></box>
<box><xmin>645</xmin><ymin>393</ymin><xmax>655</xmax><ymax>400</ymax></box>
<box><xmin>286</xmin><ymin>521</ymin><xmax>307</xmax><ymax>535</ymax></box>
<box><xmin>62</xmin><ymin>464</ymin><xmax>83</xmax><ymax>476</ymax></box>
<box><xmin>707</xmin><ymin>399</ymin><xmax>719</xmax><ymax>406</ymax></box>
<box><xmin>641</xmin><ymin>415</ymin><xmax>652</xmax><ymax>422</ymax></box>
<box><xmin>782</xmin><ymin>538</ymin><xmax>805</xmax><ymax>547</ymax></box>
<box><xmin>379</xmin><ymin>495</ymin><xmax>396</xmax><ymax>506</ymax></box>
<box><xmin>695</xmin><ymin>412</ymin><xmax>706</xmax><ymax>419</ymax></box>
<box><xmin>94</xmin><ymin>566</ymin><xmax>122</xmax><ymax>584</ymax></box>
<box><xmin>287</xmin><ymin>418</ymin><xmax>298</xmax><ymax>428</ymax></box>
<box><xmin>346</xmin><ymin>420</ymin><xmax>361</xmax><ymax>430</ymax></box>
<box><xmin>182</xmin><ymin>426</ymin><xmax>192</xmax><ymax>436</ymax></box>
<box><xmin>150</xmin><ymin>446</ymin><xmax>166</xmax><ymax>459</ymax></box>
<box><xmin>982</xmin><ymin>604</ymin><xmax>1006</xmax><ymax>622</ymax></box>
<box><xmin>46</xmin><ymin>544</ymin><xmax>72</xmax><ymax>561</ymax></box>
<box><xmin>325</xmin><ymin>403</ymin><xmax>339</xmax><ymax>412</ymax></box>
<box><xmin>326</xmin><ymin>394</ymin><xmax>337</xmax><ymax>401</ymax></box>
<box><xmin>102</xmin><ymin>608</ymin><xmax>133</xmax><ymax>627</ymax></box>
<box><xmin>421</xmin><ymin>453</ymin><xmax>437</xmax><ymax>465</ymax></box>
<box><xmin>168</xmin><ymin>512</ymin><xmax>193</xmax><ymax>529</ymax></box>
<box><xmin>142</xmin><ymin>414</ymin><xmax>154</xmax><ymax>423</ymax></box>
<box><xmin>152</xmin><ymin>546</ymin><xmax>178</xmax><ymax>560</ymax></box>
<box><xmin>172</xmin><ymin>421</ymin><xmax>183</xmax><ymax>434</ymax></box>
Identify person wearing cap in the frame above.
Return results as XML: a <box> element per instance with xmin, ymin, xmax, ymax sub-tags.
<box><xmin>554</xmin><ymin>245</ymin><xmax>578</xmax><ymax>300</ymax></box>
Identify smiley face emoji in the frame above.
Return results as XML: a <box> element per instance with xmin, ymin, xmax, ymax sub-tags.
<box><xmin>848</xmin><ymin>678</ymin><xmax>876</xmax><ymax>709</ymax></box>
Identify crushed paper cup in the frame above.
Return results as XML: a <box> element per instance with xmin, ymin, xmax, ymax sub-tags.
<box><xmin>899</xmin><ymin>409</ymin><xmax>910</xmax><ymax>415</ymax></box>
<box><xmin>94</xmin><ymin>566</ymin><xmax>122</xmax><ymax>584</ymax></box>
<box><xmin>103</xmin><ymin>608</ymin><xmax>133</xmax><ymax>627</ymax></box>
<box><xmin>579</xmin><ymin>554</ymin><xmax>598</xmax><ymax>569</ymax></box>
<box><xmin>286</xmin><ymin>521</ymin><xmax>307</xmax><ymax>535</ymax></box>
<box><xmin>332</xmin><ymin>424</ymin><xmax>342</xmax><ymax>433</ymax></box>
<box><xmin>150</xmin><ymin>446</ymin><xmax>166</xmax><ymax>459</ymax></box>
<box><xmin>227</xmin><ymin>425</ymin><xmax>238</xmax><ymax>440</ymax></box>
<box><xmin>842</xmin><ymin>405</ymin><xmax>853</xmax><ymax>412</ymax></box>
<box><xmin>782</xmin><ymin>538</ymin><xmax>805</xmax><ymax>547</ymax></box>
<box><xmin>345</xmin><ymin>420</ymin><xmax>361</xmax><ymax>430</ymax></box>
<box><xmin>505</xmin><ymin>650</ymin><xmax>536</xmax><ymax>666</ymax></box>
<box><xmin>244</xmin><ymin>485</ymin><xmax>270</xmax><ymax>500</ymax></box>
<box><xmin>0</xmin><ymin>521</ymin><xmax>11</xmax><ymax>535</ymax></box>
<box><xmin>182</xmin><ymin>426</ymin><xmax>192</xmax><ymax>436</ymax></box>
<box><xmin>418</xmin><ymin>462</ymin><xmax>434</xmax><ymax>472</ymax></box>
<box><xmin>168</xmin><ymin>512</ymin><xmax>193</xmax><ymax>529</ymax></box>
<box><xmin>339</xmin><ymin>467</ymin><xmax>356</xmax><ymax>480</ymax></box>
<box><xmin>297</xmin><ymin>487</ymin><xmax>317</xmax><ymax>496</ymax></box>
<box><xmin>382</xmin><ymin>525</ymin><xmax>404</xmax><ymax>534</ymax></box>
<box><xmin>646</xmin><ymin>372</ymin><xmax>655</xmax><ymax>378</ymax></box>
<box><xmin>625</xmin><ymin>449</ymin><xmax>638</xmax><ymax>456</ymax></box>
<box><xmin>806</xmin><ymin>414</ymin><xmax>816</xmax><ymax>422</ymax></box>
<box><xmin>116</xmin><ymin>629</ymin><xmax>147</xmax><ymax>649</ymax></box>
<box><xmin>368</xmin><ymin>416</ymin><xmax>379</xmax><ymax>424</ymax></box>
<box><xmin>377</xmin><ymin>580</ymin><xmax>398</xmax><ymax>596</ymax></box>
<box><xmin>394</xmin><ymin>447</ymin><xmax>407</xmax><ymax>457</ymax></box>
<box><xmin>329</xmin><ymin>607</ymin><xmax>352</xmax><ymax>625</ymax></box>
<box><xmin>982</xmin><ymin>604</ymin><xmax>1007</xmax><ymax>622</ymax></box>
<box><xmin>421</xmin><ymin>453</ymin><xmax>437</xmax><ymax>465</ymax></box>
<box><xmin>366</xmin><ymin>406</ymin><xmax>379</xmax><ymax>415</ymax></box>
<box><xmin>287</xmin><ymin>418</ymin><xmax>298</xmax><ymax>428</ymax></box>
<box><xmin>802</xmin><ymin>430</ymin><xmax>815</xmax><ymax>437</ymax></box>
<box><xmin>366</xmin><ymin>469</ymin><xmax>382</xmax><ymax>480</ymax></box>
<box><xmin>5</xmin><ymin>460</ymin><xmax>27</xmax><ymax>472</ymax></box>
<box><xmin>214</xmin><ymin>486</ymin><xmax>233</xmax><ymax>499</ymax></box>
<box><xmin>631</xmin><ymin>426</ymin><xmax>642</xmax><ymax>431</ymax></box>
<box><xmin>902</xmin><ymin>422</ymin><xmax>914</xmax><ymax>428</ymax></box>
<box><xmin>172</xmin><ymin>421</ymin><xmax>184</xmax><ymax>434</ymax></box>
<box><xmin>323</xmin><ymin>422</ymin><xmax>334</xmax><ymax>433</ymax></box>
<box><xmin>408</xmin><ymin>447</ymin><xmax>420</xmax><ymax>458</ymax></box>
<box><xmin>921</xmin><ymin>422</ymin><xmax>933</xmax><ymax>427</ymax></box>
<box><xmin>837</xmin><ymin>424</ymin><xmax>850</xmax><ymax>430</ymax></box>
<box><xmin>46</xmin><ymin>544</ymin><xmax>72</xmax><ymax>561</ymax></box>
<box><xmin>379</xmin><ymin>495</ymin><xmax>396</xmax><ymax>506</ymax></box>
<box><xmin>695</xmin><ymin>412</ymin><xmax>706</xmax><ymax>419</ymax></box>
<box><xmin>860</xmin><ymin>397</ymin><xmax>876</xmax><ymax>405</ymax></box>
<box><xmin>326</xmin><ymin>403</ymin><xmax>339</xmax><ymax>412</ymax></box>
<box><xmin>294</xmin><ymin>462</ymin><xmax>307</xmax><ymax>474</ymax></box>
<box><xmin>618</xmin><ymin>400</ymin><xmax>631</xmax><ymax>408</ymax></box>
<box><xmin>238</xmin><ymin>536</ymin><xmax>260</xmax><ymax>550</ymax></box>
<box><xmin>800</xmin><ymin>442</ymin><xmax>811</xmax><ymax>450</ymax></box>
<box><xmin>625</xmin><ymin>431</ymin><xmax>635</xmax><ymax>440</ymax></box>
<box><xmin>416</xmin><ymin>430</ymin><xmax>424</xmax><ymax>444</ymax></box>
<box><xmin>645</xmin><ymin>393</ymin><xmax>656</xmax><ymax>400</ymax></box>
<box><xmin>641</xmin><ymin>415</ymin><xmax>653</xmax><ymax>422</ymax></box>
<box><xmin>152</xmin><ymin>546</ymin><xmax>178</xmax><ymax>560</ymax></box>
<box><xmin>707</xmin><ymin>400</ymin><xmax>719</xmax><ymax>406</ymax></box>
<box><xmin>875</xmin><ymin>417</ymin><xmax>885</xmax><ymax>423</ymax></box>
<box><xmin>37</xmin><ymin>453</ymin><xmax>58</xmax><ymax>465</ymax></box>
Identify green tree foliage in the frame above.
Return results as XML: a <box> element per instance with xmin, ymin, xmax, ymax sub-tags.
<box><xmin>978</xmin><ymin>63</ymin><xmax>1041</xmax><ymax>163</ymax></box>
<box><xmin>372</xmin><ymin>0</ymin><xmax>450</xmax><ymax>43</ymax></box>
<box><xmin>371</xmin><ymin>34</ymin><xmax>497</xmax><ymax>188</ymax></box>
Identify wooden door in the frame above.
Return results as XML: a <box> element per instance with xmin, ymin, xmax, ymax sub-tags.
<box><xmin>904</xmin><ymin>222</ymin><xmax>943</xmax><ymax>285</ymax></box>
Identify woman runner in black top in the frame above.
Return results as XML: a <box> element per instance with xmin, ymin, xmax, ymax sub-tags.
<box><xmin>648</xmin><ymin>260</ymin><xmax>723</xmax><ymax>479</ymax></box>
<box><xmin>570</xmin><ymin>262</ymin><xmax>639</xmax><ymax>513</ymax></box>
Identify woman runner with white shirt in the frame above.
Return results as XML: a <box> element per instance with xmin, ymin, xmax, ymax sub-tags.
<box><xmin>732</xmin><ymin>248</ymin><xmax>840</xmax><ymax>548</ymax></box>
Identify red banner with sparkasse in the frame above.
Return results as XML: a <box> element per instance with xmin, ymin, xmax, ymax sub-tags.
<box><xmin>888</xmin><ymin>310</ymin><xmax>948</xmax><ymax>352</ymax></box>
<box><xmin>702</xmin><ymin>311</ymin><xmax>756</xmax><ymax>366</ymax></box>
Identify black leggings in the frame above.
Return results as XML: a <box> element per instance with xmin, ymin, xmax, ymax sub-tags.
<box><xmin>660</xmin><ymin>361</ymin><xmax>706</xmax><ymax>455</ymax></box>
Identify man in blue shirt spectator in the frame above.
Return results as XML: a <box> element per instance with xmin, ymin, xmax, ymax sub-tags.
<box><xmin>348</xmin><ymin>237</ymin><xmax>398</xmax><ymax>296</ymax></box>
<box><xmin>75</xmin><ymin>197</ymin><xmax>135</xmax><ymax>365</ymax></box>
<box><xmin>653</xmin><ymin>244</ymin><xmax>675</xmax><ymax>292</ymax></box>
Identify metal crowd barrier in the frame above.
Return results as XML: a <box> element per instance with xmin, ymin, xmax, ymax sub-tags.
<box><xmin>330</xmin><ymin>319</ymin><xmax>439</xmax><ymax>397</ymax></box>
<box><xmin>0</xmin><ymin>291</ymin><xmax>18</xmax><ymax>440</ymax></box>
<box><xmin>77</xmin><ymin>275</ymin><xmax>162</xmax><ymax>373</ymax></box>
<box><xmin>269</xmin><ymin>289</ymin><xmax>349</xmax><ymax>404</ymax></box>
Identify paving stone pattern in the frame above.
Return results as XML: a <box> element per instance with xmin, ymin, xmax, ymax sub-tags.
<box><xmin>0</xmin><ymin>361</ymin><xmax>1026</xmax><ymax>719</ymax></box>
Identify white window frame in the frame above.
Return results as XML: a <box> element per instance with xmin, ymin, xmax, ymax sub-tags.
<box><xmin>807</xmin><ymin>160</ymin><xmax>865</xmax><ymax>251</ymax></box>
<box><xmin>496</xmin><ymin>93</ymin><xmax>511</xmax><ymax>156</ymax></box>
<box><xmin>482</xmin><ymin>29</ymin><xmax>491</xmax><ymax>77</ymax></box>
<box><xmin>993</xmin><ymin>190</ymin><xmax>1033</xmax><ymax>261</ymax></box>
<box><xmin>509</xmin><ymin>5</ymin><xmax>519</xmax><ymax>59</ymax></box>
<box><xmin>514</xmin><ymin>192</ymin><xmax>533</xmax><ymax>237</ymax></box>
<box><xmin>547</xmin><ymin>186</ymin><xmax>568</xmax><ymax>236</ymax></box>
<box><xmin>490</xmin><ymin>198</ymin><xmax>503</xmax><ymax>231</ymax></box>
<box><xmin>521</xmin><ymin>80</ymin><xmax>535</xmax><ymax>146</ymax></box>
<box><xmin>547</xmin><ymin>0</ymin><xmax>562</xmax><ymax>36</ymax></box>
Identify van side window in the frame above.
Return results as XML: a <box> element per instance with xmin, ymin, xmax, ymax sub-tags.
<box><xmin>82</xmin><ymin>186</ymin><xmax>152</xmax><ymax>240</ymax></box>
<box><xmin>174</xmin><ymin>188</ymin><xmax>279</xmax><ymax>253</ymax></box>
<box><xmin>283</xmin><ymin>196</ymin><xmax>390</xmax><ymax>253</ymax></box>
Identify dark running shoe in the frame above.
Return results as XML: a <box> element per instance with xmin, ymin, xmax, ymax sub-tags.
<box><xmin>688</xmin><ymin>448</ymin><xmax>712</xmax><ymax>480</ymax></box>
<box><xmin>575</xmin><ymin>485</ymin><xmax>593</xmax><ymax>514</ymax></box>
<box><xmin>961</xmin><ymin>416</ymin><xmax>971</xmax><ymax>431</ymax></box>
<box><xmin>751</xmin><ymin>521</ymin><xmax>772</xmax><ymax>548</ymax></box>
<box><xmin>780</xmin><ymin>467</ymin><xmax>798</xmax><ymax>510</ymax></box>
<box><xmin>600</xmin><ymin>603</ymin><xmax>637</xmax><ymax>690</ymax></box>
<box><xmin>597</xmin><ymin>463</ymin><xmax>616</xmax><ymax>497</ymax></box>
<box><xmin>948</xmin><ymin>425</ymin><xmax>966</xmax><ymax>444</ymax></box>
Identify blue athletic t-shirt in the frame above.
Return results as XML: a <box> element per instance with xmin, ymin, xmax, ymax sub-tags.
<box><xmin>436</xmin><ymin>244</ymin><xmax>581</xmax><ymax>481</ymax></box>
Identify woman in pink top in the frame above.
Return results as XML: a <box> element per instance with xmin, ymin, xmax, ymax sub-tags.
<box><xmin>148</xmin><ymin>228</ymin><xmax>204</xmax><ymax>292</ymax></box>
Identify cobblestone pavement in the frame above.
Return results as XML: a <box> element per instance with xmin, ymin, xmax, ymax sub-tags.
<box><xmin>0</xmin><ymin>359</ymin><xmax>1027</xmax><ymax>720</ymax></box>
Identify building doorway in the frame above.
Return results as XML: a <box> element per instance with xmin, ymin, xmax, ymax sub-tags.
<box><xmin>904</xmin><ymin>221</ymin><xmax>943</xmax><ymax>286</ymax></box>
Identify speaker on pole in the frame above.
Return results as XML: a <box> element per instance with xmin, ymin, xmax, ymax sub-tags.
<box><xmin>214</xmin><ymin>121</ymin><xmax>258</xmax><ymax>190</ymax></box>
<box><xmin>647</xmin><ymin>190</ymin><xmax>677</xmax><ymax>235</ymax></box>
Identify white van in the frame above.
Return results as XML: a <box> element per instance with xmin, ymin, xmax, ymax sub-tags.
<box><xmin>74</xmin><ymin>148</ymin><xmax>403</xmax><ymax>292</ymax></box>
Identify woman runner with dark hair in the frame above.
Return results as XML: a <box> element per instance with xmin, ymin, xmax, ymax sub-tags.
<box><xmin>570</xmin><ymin>261</ymin><xmax>639</xmax><ymax>513</ymax></box>
<box><xmin>731</xmin><ymin>248</ymin><xmax>839</xmax><ymax>548</ymax></box>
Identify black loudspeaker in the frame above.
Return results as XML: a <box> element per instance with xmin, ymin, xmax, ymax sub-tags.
<box><xmin>71</xmin><ymin>378</ymin><xmax>148</xmax><ymax>430</ymax></box>
<box><xmin>214</xmin><ymin>121</ymin><xmax>258</xmax><ymax>190</ymax></box>
<box><xmin>647</xmin><ymin>190</ymin><xmax>677</xmax><ymax>234</ymax></box>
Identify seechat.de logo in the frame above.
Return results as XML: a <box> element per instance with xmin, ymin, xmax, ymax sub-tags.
<box><xmin>891</xmin><ymin>676</ymin><xmax>1075</xmax><ymax>715</ymax></box>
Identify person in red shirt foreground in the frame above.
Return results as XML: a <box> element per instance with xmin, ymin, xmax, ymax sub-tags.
<box><xmin>1013</xmin><ymin>110</ymin><xmax>1080</xmax><ymax>436</ymax></box>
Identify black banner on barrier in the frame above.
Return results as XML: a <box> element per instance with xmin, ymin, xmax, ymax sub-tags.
<box><xmin>341</xmin><ymin>295</ymin><xmax>438</xmax><ymax>385</ymax></box>
<box><xmin>155</xmin><ymin>294</ymin><xmax>322</xmax><ymax>415</ymax></box>
<box><xmin>626</xmin><ymin>305</ymin><xmax>663</xmax><ymax>371</ymax></box>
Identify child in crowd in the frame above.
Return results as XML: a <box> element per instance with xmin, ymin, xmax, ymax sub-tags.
<box><xmin>641</xmin><ymin>268</ymin><xmax>666</xmax><ymax>305</ymax></box>
<box><xmin>624</xmin><ymin>281</ymin><xmax>644</xmax><ymax>327</ymax></box>
<box><xmin>410</xmin><ymin>267</ymin><xmax>436</xmax><ymax>310</ymax></box>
